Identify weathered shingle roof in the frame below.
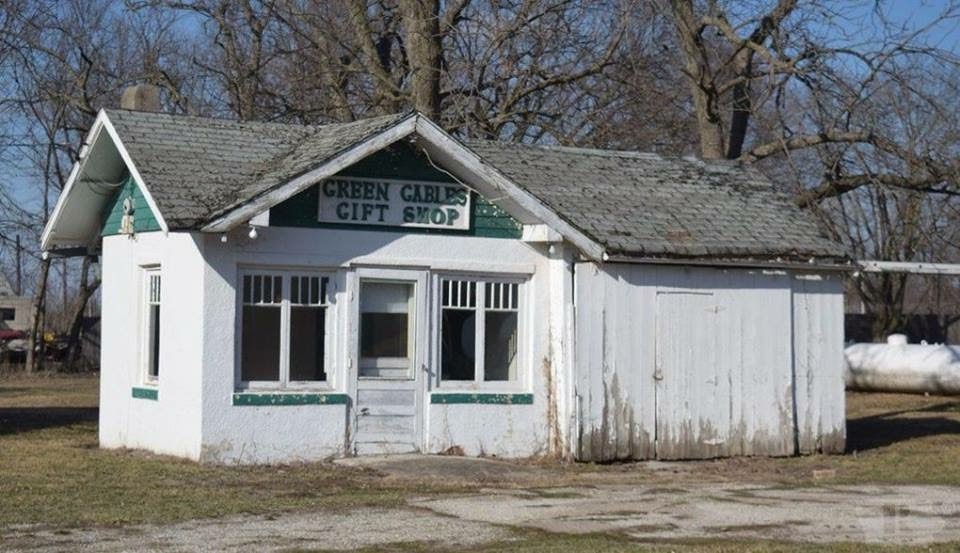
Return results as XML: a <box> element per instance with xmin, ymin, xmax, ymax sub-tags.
<box><xmin>104</xmin><ymin>109</ymin><xmax>845</xmax><ymax>261</ymax></box>
<box><xmin>106</xmin><ymin>109</ymin><xmax>411</xmax><ymax>228</ymax></box>
<box><xmin>468</xmin><ymin>142</ymin><xmax>846</xmax><ymax>260</ymax></box>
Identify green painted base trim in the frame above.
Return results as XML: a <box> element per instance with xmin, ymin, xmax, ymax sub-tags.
<box><xmin>232</xmin><ymin>392</ymin><xmax>349</xmax><ymax>406</ymax></box>
<box><xmin>431</xmin><ymin>393</ymin><xmax>533</xmax><ymax>405</ymax></box>
<box><xmin>132</xmin><ymin>387</ymin><xmax>158</xmax><ymax>401</ymax></box>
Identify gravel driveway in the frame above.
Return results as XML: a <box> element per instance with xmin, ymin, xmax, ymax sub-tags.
<box><xmin>3</xmin><ymin>482</ymin><xmax>959</xmax><ymax>551</ymax></box>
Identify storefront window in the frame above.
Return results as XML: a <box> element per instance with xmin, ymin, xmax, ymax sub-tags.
<box><xmin>240</xmin><ymin>271</ymin><xmax>330</xmax><ymax>386</ymax></box>
<box><xmin>440</xmin><ymin>278</ymin><xmax>521</xmax><ymax>385</ymax></box>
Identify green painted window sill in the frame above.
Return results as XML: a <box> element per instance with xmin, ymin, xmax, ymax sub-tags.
<box><xmin>431</xmin><ymin>393</ymin><xmax>533</xmax><ymax>405</ymax></box>
<box><xmin>232</xmin><ymin>392</ymin><xmax>349</xmax><ymax>406</ymax></box>
<box><xmin>132</xmin><ymin>387</ymin><xmax>158</xmax><ymax>401</ymax></box>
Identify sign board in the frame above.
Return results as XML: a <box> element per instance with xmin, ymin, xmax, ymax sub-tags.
<box><xmin>318</xmin><ymin>177</ymin><xmax>472</xmax><ymax>230</ymax></box>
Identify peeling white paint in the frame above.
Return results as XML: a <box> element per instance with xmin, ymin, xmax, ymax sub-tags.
<box><xmin>574</xmin><ymin>263</ymin><xmax>846</xmax><ymax>461</ymax></box>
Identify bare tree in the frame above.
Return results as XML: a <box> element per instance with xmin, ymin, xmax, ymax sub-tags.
<box><xmin>0</xmin><ymin>0</ymin><xmax>200</xmax><ymax>370</ymax></box>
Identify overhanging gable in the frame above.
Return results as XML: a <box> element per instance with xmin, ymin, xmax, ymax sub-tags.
<box><xmin>201</xmin><ymin>113</ymin><xmax>605</xmax><ymax>260</ymax></box>
<box><xmin>41</xmin><ymin>110</ymin><xmax>168</xmax><ymax>252</ymax></box>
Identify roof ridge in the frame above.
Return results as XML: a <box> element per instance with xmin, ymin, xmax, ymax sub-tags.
<box><xmin>468</xmin><ymin>139</ymin><xmax>753</xmax><ymax>167</ymax></box>
<box><xmin>104</xmin><ymin>108</ymin><xmax>412</xmax><ymax>133</ymax></box>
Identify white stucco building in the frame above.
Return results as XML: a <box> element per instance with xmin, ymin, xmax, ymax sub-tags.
<box><xmin>42</xmin><ymin>107</ymin><xmax>850</xmax><ymax>463</ymax></box>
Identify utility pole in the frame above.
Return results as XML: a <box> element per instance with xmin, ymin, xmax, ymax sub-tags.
<box><xmin>15</xmin><ymin>234</ymin><xmax>22</xmax><ymax>295</ymax></box>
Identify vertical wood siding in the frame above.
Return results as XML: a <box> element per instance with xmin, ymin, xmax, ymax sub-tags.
<box><xmin>792</xmin><ymin>275</ymin><xmax>846</xmax><ymax>454</ymax></box>
<box><xmin>574</xmin><ymin>263</ymin><xmax>845</xmax><ymax>461</ymax></box>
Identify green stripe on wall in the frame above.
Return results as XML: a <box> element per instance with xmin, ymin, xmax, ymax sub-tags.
<box><xmin>232</xmin><ymin>393</ymin><xmax>350</xmax><ymax>406</ymax></box>
<box><xmin>131</xmin><ymin>387</ymin><xmax>158</xmax><ymax>401</ymax></box>
<box><xmin>430</xmin><ymin>393</ymin><xmax>533</xmax><ymax>405</ymax></box>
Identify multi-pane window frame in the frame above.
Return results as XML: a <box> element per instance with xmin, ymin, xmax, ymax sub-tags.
<box><xmin>236</xmin><ymin>268</ymin><xmax>336</xmax><ymax>391</ymax></box>
<box><xmin>140</xmin><ymin>266</ymin><xmax>162</xmax><ymax>386</ymax></box>
<box><xmin>434</xmin><ymin>274</ymin><xmax>527</xmax><ymax>391</ymax></box>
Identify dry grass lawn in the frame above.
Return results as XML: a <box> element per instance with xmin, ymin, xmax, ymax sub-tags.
<box><xmin>1</xmin><ymin>373</ymin><xmax>959</xmax><ymax>552</ymax></box>
<box><xmin>0</xmin><ymin>374</ymin><xmax>468</xmax><ymax>527</ymax></box>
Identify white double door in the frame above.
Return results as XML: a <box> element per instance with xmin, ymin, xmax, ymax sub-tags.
<box><xmin>349</xmin><ymin>267</ymin><xmax>429</xmax><ymax>455</ymax></box>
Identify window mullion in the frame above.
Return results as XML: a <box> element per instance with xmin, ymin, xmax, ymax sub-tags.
<box><xmin>280</xmin><ymin>273</ymin><xmax>291</xmax><ymax>387</ymax></box>
<box><xmin>475</xmin><ymin>282</ymin><xmax>486</xmax><ymax>383</ymax></box>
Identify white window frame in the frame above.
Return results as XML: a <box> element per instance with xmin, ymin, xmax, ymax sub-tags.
<box><xmin>236</xmin><ymin>268</ymin><xmax>336</xmax><ymax>391</ymax></box>
<box><xmin>140</xmin><ymin>266</ymin><xmax>161</xmax><ymax>386</ymax></box>
<box><xmin>433</xmin><ymin>274</ymin><xmax>527</xmax><ymax>391</ymax></box>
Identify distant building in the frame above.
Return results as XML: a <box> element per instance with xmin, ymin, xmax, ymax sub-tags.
<box><xmin>0</xmin><ymin>274</ymin><xmax>31</xmax><ymax>333</ymax></box>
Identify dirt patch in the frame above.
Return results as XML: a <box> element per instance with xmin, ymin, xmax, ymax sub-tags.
<box><xmin>0</xmin><ymin>507</ymin><xmax>511</xmax><ymax>552</ymax></box>
<box><xmin>414</xmin><ymin>483</ymin><xmax>960</xmax><ymax>545</ymax></box>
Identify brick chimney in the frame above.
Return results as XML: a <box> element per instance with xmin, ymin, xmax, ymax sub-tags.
<box><xmin>120</xmin><ymin>84</ymin><xmax>161</xmax><ymax>112</ymax></box>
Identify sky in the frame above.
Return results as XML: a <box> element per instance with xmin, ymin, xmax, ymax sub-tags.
<box><xmin>4</xmin><ymin>0</ymin><xmax>960</xmax><ymax>221</ymax></box>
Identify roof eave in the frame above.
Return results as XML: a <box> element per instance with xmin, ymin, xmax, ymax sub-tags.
<box><xmin>602</xmin><ymin>253</ymin><xmax>855</xmax><ymax>272</ymax></box>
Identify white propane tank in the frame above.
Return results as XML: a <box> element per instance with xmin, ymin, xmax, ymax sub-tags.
<box><xmin>844</xmin><ymin>334</ymin><xmax>960</xmax><ymax>394</ymax></box>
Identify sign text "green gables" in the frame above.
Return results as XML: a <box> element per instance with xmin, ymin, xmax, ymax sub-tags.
<box><xmin>318</xmin><ymin>177</ymin><xmax>471</xmax><ymax>230</ymax></box>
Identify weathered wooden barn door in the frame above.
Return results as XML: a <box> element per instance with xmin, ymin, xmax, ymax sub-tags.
<box><xmin>654</xmin><ymin>290</ymin><xmax>733</xmax><ymax>459</ymax></box>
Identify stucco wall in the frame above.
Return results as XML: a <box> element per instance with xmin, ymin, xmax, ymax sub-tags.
<box><xmin>198</xmin><ymin>225</ymin><xmax>558</xmax><ymax>463</ymax></box>
<box><xmin>99</xmin><ymin>232</ymin><xmax>205</xmax><ymax>459</ymax></box>
<box><xmin>574</xmin><ymin>263</ymin><xmax>846</xmax><ymax>461</ymax></box>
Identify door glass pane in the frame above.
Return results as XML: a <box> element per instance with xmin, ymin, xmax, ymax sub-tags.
<box><xmin>360</xmin><ymin>281</ymin><xmax>413</xmax><ymax>377</ymax></box>
<box><xmin>484</xmin><ymin>311</ymin><xmax>518</xmax><ymax>381</ymax></box>
<box><xmin>241</xmin><ymin>305</ymin><xmax>281</xmax><ymax>381</ymax></box>
<box><xmin>290</xmin><ymin>306</ymin><xmax>325</xmax><ymax>381</ymax></box>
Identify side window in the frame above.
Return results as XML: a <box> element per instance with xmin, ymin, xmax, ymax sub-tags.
<box><xmin>143</xmin><ymin>268</ymin><xmax>161</xmax><ymax>382</ymax></box>
<box><xmin>239</xmin><ymin>271</ymin><xmax>331</xmax><ymax>387</ymax></box>
<box><xmin>440</xmin><ymin>278</ymin><xmax>521</xmax><ymax>385</ymax></box>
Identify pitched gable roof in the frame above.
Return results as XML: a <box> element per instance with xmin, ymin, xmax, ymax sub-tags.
<box><xmin>468</xmin><ymin>142</ymin><xmax>844</xmax><ymax>260</ymax></box>
<box><xmin>44</xmin><ymin>109</ymin><xmax>848</xmax><ymax>264</ymax></box>
<box><xmin>105</xmin><ymin>109</ymin><xmax>412</xmax><ymax>228</ymax></box>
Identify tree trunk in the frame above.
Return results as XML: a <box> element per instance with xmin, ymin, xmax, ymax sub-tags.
<box><xmin>726</xmin><ymin>53</ymin><xmax>753</xmax><ymax>159</ymax></box>
<box><xmin>26</xmin><ymin>258</ymin><xmax>50</xmax><ymax>373</ymax></box>
<box><xmin>63</xmin><ymin>255</ymin><xmax>100</xmax><ymax>373</ymax></box>
<box><xmin>668</xmin><ymin>0</ymin><xmax>725</xmax><ymax>159</ymax></box>
<box><xmin>400</xmin><ymin>0</ymin><xmax>442</xmax><ymax>119</ymax></box>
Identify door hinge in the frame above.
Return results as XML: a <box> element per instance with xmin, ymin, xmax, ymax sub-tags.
<box><xmin>653</xmin><ymin>368</ymin><xmax>664</xmax><ymax>381</ymax></box>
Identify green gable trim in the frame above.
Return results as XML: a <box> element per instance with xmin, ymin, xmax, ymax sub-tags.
<box><xmin>131</xmin><ymin>386</ymin><xmax>158</xmax><ymax>401</ymax></box>
<box><xmin>269</xmin><ymin>144</ymin><xmax>521</xmax><ymax>239</ymax></box>
<box><xmin>232</xmin><ymin>392</ymin><xmax>350</xmax><ymax>406</ymax></box>
<box><xmin>430</xmin><ymin>393</ymin><xmax>533</xmax><ymax>405</ymax></box>
<box><xmin>101</xmin><ymin>174</ymin><xmax>162</xmax><ymax>236</ymax></box>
